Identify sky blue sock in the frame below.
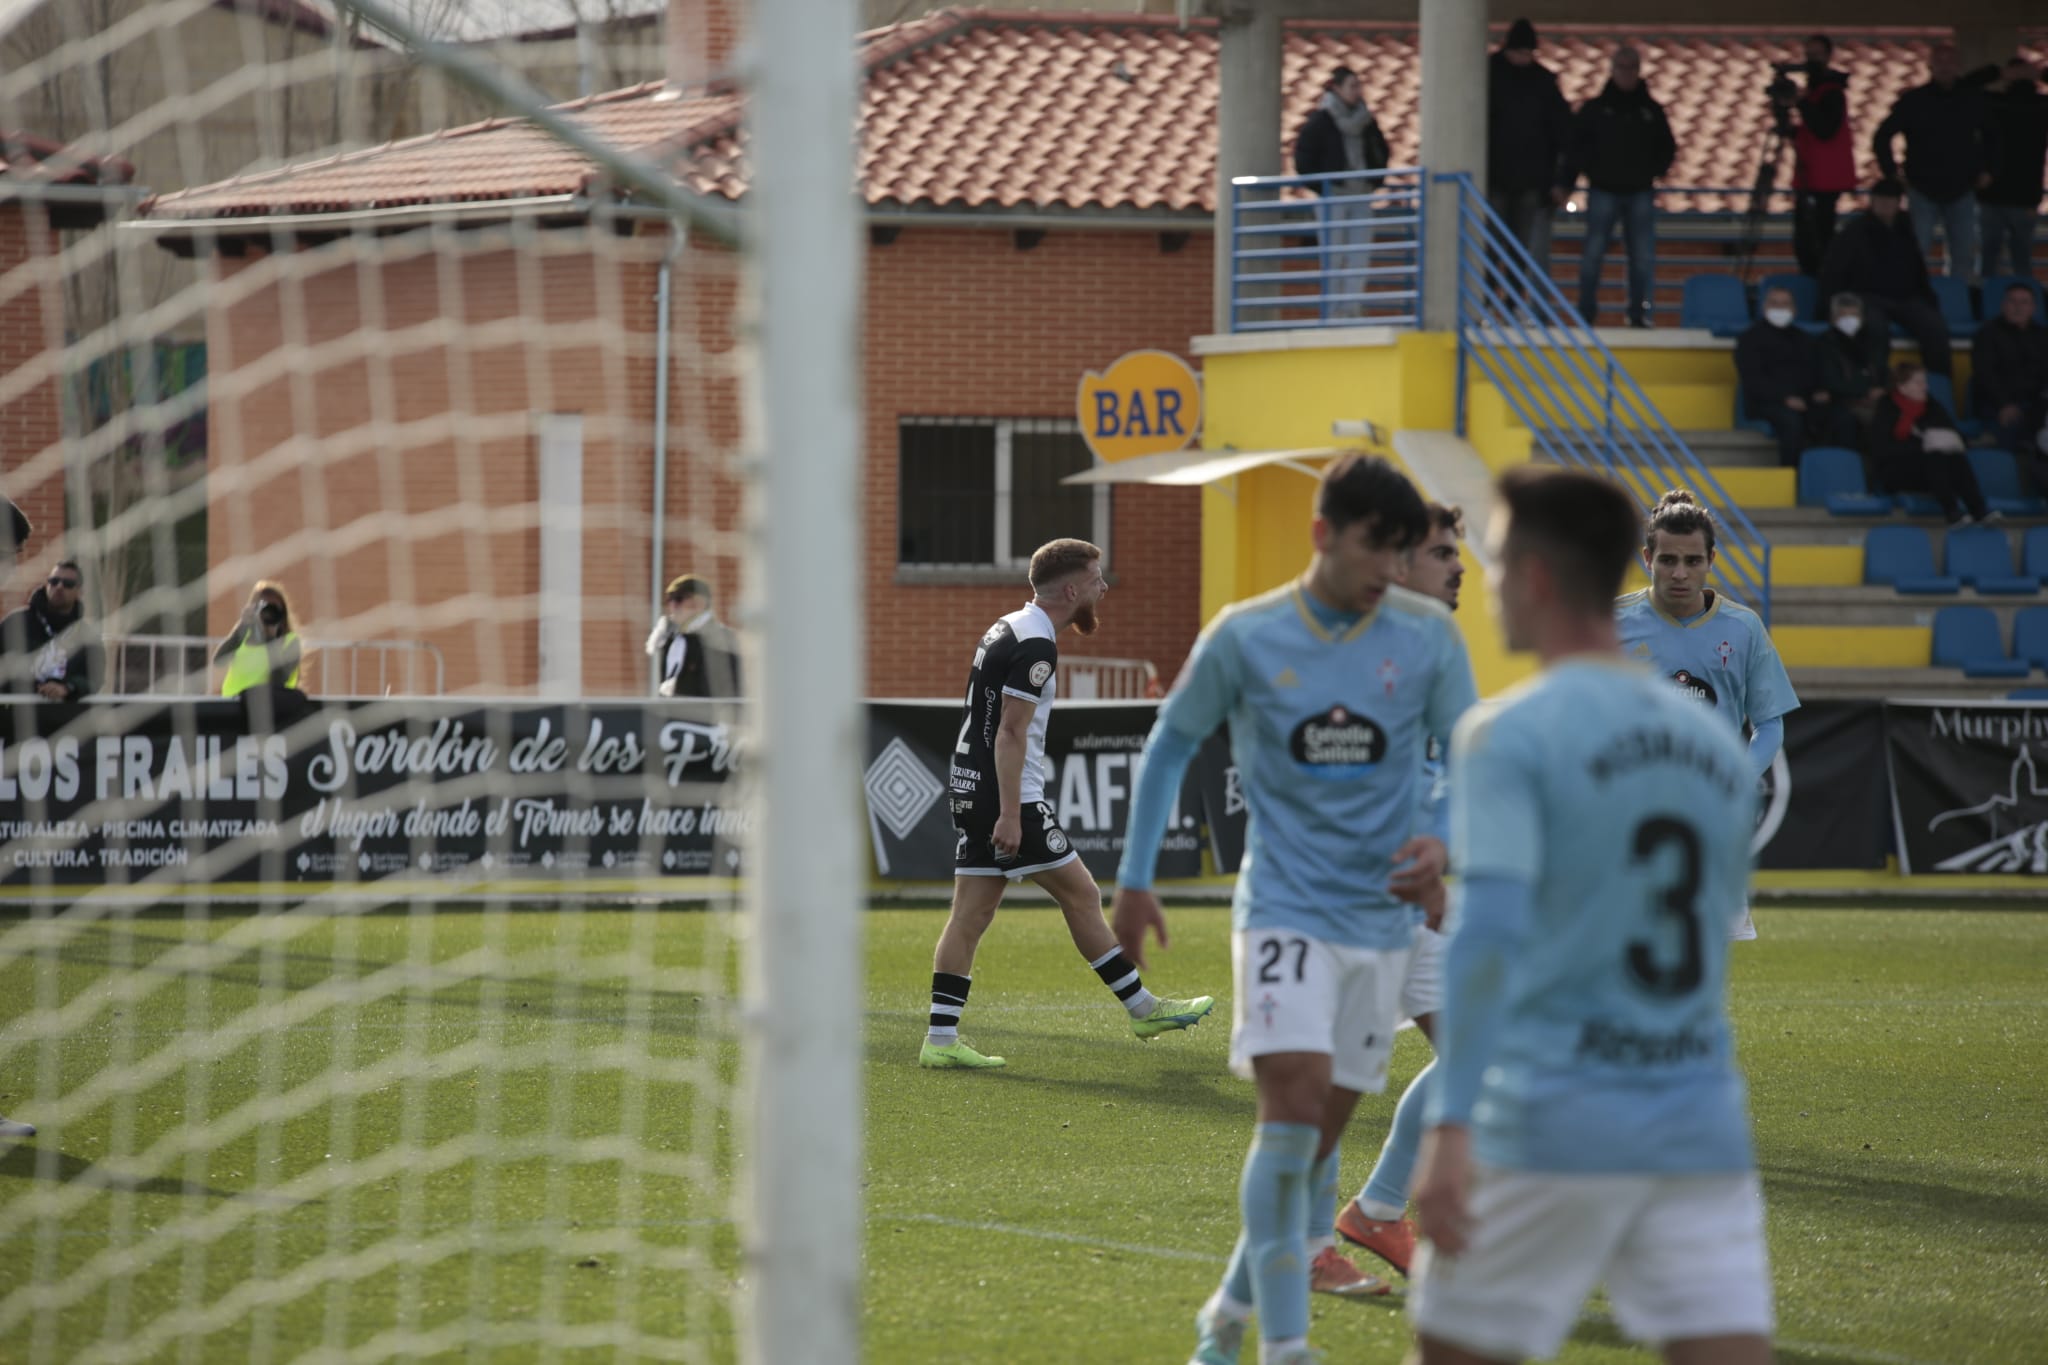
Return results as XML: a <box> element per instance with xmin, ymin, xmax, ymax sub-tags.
<box><xmin>1361</xmin><ymin>1059</ymin><xmax>1434</xmax><ymax>1213</ymax></box>
<box><xmin>1308</xmin><ymin>1142</ymin><xmax>1339</xmax><ymax>1244</ymax></box>
<box><xmin>1219</xmin><ymin>1230</ymin><xmax>1254</xmax><ymax>1312</ymax></box>
<box><xmin>1242</xmin><ymin>1121</ymin><xmax>1318</xmax><ymax>1345</ymax></box>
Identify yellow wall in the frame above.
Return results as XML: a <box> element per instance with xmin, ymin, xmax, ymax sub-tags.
<box><xmin>1197</xmin><ymin>333</ymin><xmax>1534</xmax><ymax>695</ymax></box>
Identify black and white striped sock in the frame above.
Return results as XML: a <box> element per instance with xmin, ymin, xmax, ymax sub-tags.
<box><xmin>1089</xmin><ymin>946</ymin><xmax>1158</xmax><ymax>1018</ymax></box>
<box><xmin>927</xmin><ymin>971</ymin><xmax>972</xmax><ymax>1047</ymax></box>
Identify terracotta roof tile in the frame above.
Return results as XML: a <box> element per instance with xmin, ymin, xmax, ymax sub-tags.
<box><xmin>141</xmin><ymin>12</ymin><xmax>2047</xmax><ymax>223</ymax></box>
<box><xmin>1</xmin><ymin>131</ymin><xmax>136</xmax><ymax>189</ymax></box>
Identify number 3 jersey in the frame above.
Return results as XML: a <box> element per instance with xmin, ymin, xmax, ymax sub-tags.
<box><xmin>1450</xmin><ymin>659</ymin><xmax>1758</xmax><ymax>1173</ymax></box>
<box><xmin>1158</xmin><ymin>583</ymin><xmax>1476</xmax><ymax>951</ymax></box>
<box><xmin>950</xmin><ymin>602</ymin><xmax>1059</xmax><ymax>816</ymax></box>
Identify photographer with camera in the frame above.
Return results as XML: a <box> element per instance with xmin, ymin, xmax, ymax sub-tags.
<box><xmin>1773</xmin><ymin>35</ymin><xmax>1856</xmax><ymax>284</ymax></box>
<box><xmin>216</xmin><ymin>580</ymin><xmax>302</xmax><ymax>697</ymax></box>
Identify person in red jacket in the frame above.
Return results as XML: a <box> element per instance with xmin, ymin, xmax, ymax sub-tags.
<box><xmin>1783</xmin><ymin>35</ymin><xmax>1857</xmax><ymax>285</ymax></box>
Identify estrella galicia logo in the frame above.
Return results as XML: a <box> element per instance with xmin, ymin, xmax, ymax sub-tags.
<box><xmin>1671</xmin><ymin>670</ymin><xmax>1719</xmax><ymax>707</ymax></box>
<box><xmin>1290</xmin><ymin>704</ymin><xmax>1387</xmax><ymax>775</ymax></box>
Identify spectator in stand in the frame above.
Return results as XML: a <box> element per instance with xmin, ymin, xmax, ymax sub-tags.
<box><xmin>1869</xmin><ymin>362</ymin><xmax>1993</xmax><ymax>527</ymax></box>
<box><xmin>1872</xmin><ymin>44</ymin><xmax>2000</xmax><ymax>281</ymax></box>
<box><xmin>1563</xmin><ymin>45</ymin><xmax>1675</xmax><ymax>328</ymax></box>
<box><xmin>1736</xmin><ymin>286</ymin><xmax>1857</xmax><ymax>465</ymax></box>
<box><xmin>216</xmin><ymin>581</ymin><xmax>302</xmax><ymax>697</ymax></box>
<box><xmin>1294</xmin><ymin>65</ymin><xmax>1391</xmax><ymax>321</ymax></box>
<box><xmin>1783</xmin><ymin>35</ymin><xmax>1857</xmax><ymax>283</ymax></box>
<box><xmin>1487</xmin><ymin>18</ymin><xmax>1571</xmax><ymax>265</ymax></box>
<box><xmin>1971</xmin><ymin>281</ymin><xmax>2048</xmax><ymax>464</ymax></box>
<box><xmin>1977</xmin><ymin>57</ymin><xmax>2047</xmax><ymax>278</ymax></box>
<box><xmin>647</xmin><ymin>573</ymin><xmax>741</xmax><ymax>698</ymax></box>
<box><xmin>0</xmin><ymin>560</ymin><xmax>101</xmax><ymax>700</ymax></box>
<box><xmin>1819</xmin><ymin>178</ymin><xmax>1952</xmax><ymax>377</ymax></box>
<box><xmin>1816</xmin><ymin>292</ymin><xmax>1890</xmax><ymax>440</ymax></box>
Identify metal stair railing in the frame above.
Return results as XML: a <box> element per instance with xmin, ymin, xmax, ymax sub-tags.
<box><xmin>1442</xmin><ymin>172</ymin><xmax>1772</xmax><ymax>622</ymax></box>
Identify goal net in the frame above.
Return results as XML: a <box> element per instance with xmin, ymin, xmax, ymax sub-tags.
<box><xmin>0</xmin><ymin>1</ymin><xmax>861</xmax><ymax>1361</ymax></box>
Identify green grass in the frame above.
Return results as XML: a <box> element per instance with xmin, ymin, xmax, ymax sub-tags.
<box><xmin>1</xmin><ymin>905</ymin><xmax>2044</xmax><ymax>1364</ymax></box>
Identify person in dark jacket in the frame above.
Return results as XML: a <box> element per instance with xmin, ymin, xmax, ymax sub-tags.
<box><xmin>1563</xmin><ymin>45</ymin><xmax>1676</xmax><ymax>327</ymax></box>
<box><xmin>1818</xmin><ymin>179</ymin><xmax>1952</xmax><ymax>376</ymax></box>
<box><xmin>1971</xmin><ymin>282</ymin><xmax>2048</xmax><ymax>463</ymax></box>
<box><xmin>1977</xmin><ymin>58</ymin><xmax>2047</xmax><ymax>278</ymax></box>
<box><xmin>1736</xmin><ymin>286</ymin><xmax>1857</xmax><ymax>464</ymax></box>
<box><xmin>1868</xmin><ymin>362</ymin><xmax>1992</xmax><ymax>526</ymax></box>
<box><xmin>647</xmin><ymin>574</ymin><xmax>741</xmax><ymax>699</ymax></box>
<box><xmin>1294</xmin><ymin>65</ymin><xmax>1390</xmax><ymax>321</ymax></box>
<box><xmin>1784</xmin><ymin>35</ymin><xmax>1857</xmax><ymax>281</ymax></box>
<box><xmin>1815</xmin><ymin>292</ymin><xmax>1890</xmax><ymax>439</ymax></box>
<box><xmin>0</xmin><ymin>560</ymin><xmax>101</xmax><ymax>700</ymax></box>
<box><xmin>1872</xmin><ymin>45</ymin><xmax>2000</xmax><ymax>280</ymax></box>
<box><xmin>1487</xmin><ymin>19</ymin><xmax>1571</xmax><ymax>264</ymax></box>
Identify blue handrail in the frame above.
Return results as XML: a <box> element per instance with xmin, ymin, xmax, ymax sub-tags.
<box><xmin>1229</xmin><ymin>168</ymin><xmax>1425</xmax><ymax>331</ymax></box>
<box><xmin>1441</xmin><ymin>172</ymin><xmax>1773</xmax><ymax>623</ymax></box>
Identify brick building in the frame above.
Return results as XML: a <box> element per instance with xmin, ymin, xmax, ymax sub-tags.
<box><xmin>0</xmin><ymin>134</ymin><xmax>134</xmax><ymax>599</ymax></box>
<box><xmin>139</xmin><ymin>8</ymin><xmax>1222</xmax><ymax>697</ymax></box>
<box><xmin>133</xmin><ymin>9</ymin><xmax>2033</xmax><ymax>695</ymax></box>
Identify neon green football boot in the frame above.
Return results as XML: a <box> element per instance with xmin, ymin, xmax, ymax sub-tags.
<box><xmin>918</xmin><ymin>1039</ymin><xmax>1006</xmax><ymax>1069</ymax></box>
<box><xmin>1134</xmin><ymin>994</ymin><xmax>1216</xmax><ymax>1040</ymax></box>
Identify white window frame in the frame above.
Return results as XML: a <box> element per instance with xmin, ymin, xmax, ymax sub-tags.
<box><xmin>899</xmin><ymin>416</ymin><xmax>1111</xmax><ymax>572</ymax></box>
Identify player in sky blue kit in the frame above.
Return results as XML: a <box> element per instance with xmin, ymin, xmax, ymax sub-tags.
<box><xmin>1327</xmin><ymin>501</ymin><xmax>1464</xmax><ymax>1283</ymax></box>
<box><xmin>1113</xmin><ymin>455</ymin><xmax>1479</xmax><ymax>1365</ymax></box>
<box><xmin>1615</xmin><ymin>489</ymin><xmax>1798</xmax><ymax>941</ymax></box>
<box><xmin>1408</xmin><ymin>467</ymin><xmax>1774</xmax><ymax>1365</ymax></box>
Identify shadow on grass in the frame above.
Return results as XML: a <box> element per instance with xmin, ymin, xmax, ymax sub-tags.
<box><xmin>1763</xmin><ymin>1157</ymin><xmax>2048</xmax><ymax>1234</ymax></box>
<box><xmin>0</xmin><ymin>1143</ymin><xmax>305</xmax><ymax>1204</ymax></box>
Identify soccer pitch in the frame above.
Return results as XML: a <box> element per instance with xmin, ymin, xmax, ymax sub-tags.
<box><xmin>1</xmin><ymin>905</ymin><xmax>2043</xmax><ymax>1364</ymax></box>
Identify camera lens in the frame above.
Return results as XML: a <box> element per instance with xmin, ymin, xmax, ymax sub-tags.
<box><xmin>259</xmin><ymin>604</ymin><xmax>282</xmax><ymax>626</ymax></box>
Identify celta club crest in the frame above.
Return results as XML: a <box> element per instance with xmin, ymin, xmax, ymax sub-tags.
<box><xmin>1378</xmin><ymin>658</ymin><xmax>1400</xmax><ymax>697</ymax></box>
<box><xmin>1716</xmin><ymin>639</ymin><xmax>1734</xmax><ymax>668</ymax></box>
<box><xmin>1258</xmin><ymin>992</ymin><xmax>1279</xmax><ymax>1029</ymax></box>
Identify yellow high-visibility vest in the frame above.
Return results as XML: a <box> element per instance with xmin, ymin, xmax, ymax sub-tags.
<box><xmin>221</xmin><ymin>633</ymin><xmax>299</xmax><ymax>697</ymax></box>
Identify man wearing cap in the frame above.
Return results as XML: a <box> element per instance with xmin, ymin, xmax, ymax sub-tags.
<box><xmin>646</xmin><ymin>574</ymin><xmax>741</xmax><ymax>699</ymax></box>
<box><xmin>1818</xmin><ymin>178</ymin><xmax>1952</xmax><ymax>377</ymax></box>
<box><xmin>1488</xmin><ymin>18</ymin><xmax>1572</xmax><ymax>264</ymax></box>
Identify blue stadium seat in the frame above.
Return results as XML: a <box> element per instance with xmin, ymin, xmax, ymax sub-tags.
<box><xmin>2009</xmin><ymin>688</ymin><xmax>2048</xmax><ymax>700</ymax></box>
<box><xmin>1925</xmin><ymin>373</ymin><xmax>1982</xmax><ymax>439</ymax></box>
<box><xmin>1930</xmin><ymin>276</ymin><xmax>1977</xmax><ymax>333</ymax></box>
<box><xmin>1985</xmin><ymin>274</ymin><xmax>2047</xmax><ymax>322</ymax></box>
<box><xmin>1682</xmin><ymin>274</ymin><xmax>1750</xmax><ymax>335</ymax></box>
<box><xmin>1759</xmin><ymin>272</ymin><xmax>1820</xmax><ymax>321</ymax></box>
<box><xmin>1945</xmin><ymin>525</ymin><xmax>2040</xmax><ymax>594</ymax></box>
<box><xmin>2025</xmin><ymin>527</ymin><xmax>2048</xmax><ymax>580</ymax></box>
<box><xmin>1895</xmin><ymin>492</ymin><xmax>1948</xmax><ymax>517</ymax></box>
<box><xmin>1798</xmin><ymin>446</ymin><xmax>1889</xmax><ymax>515</ymax></box>
<box><xmin>1932</xmin><ymin>606</ymin><xmax>2030</xmax><ymax>677</ymax></box>
<box><xmin>1967</xmin><ymin>448</ymin><xmax>2048</xmax><ymax>516</ymax></box>
<box><xmin>2015</xmin><ymin>607</ymin><xmax>2048</xmax><ymax>672</ymax></box>
<box><xmin>1864</xmin><ymin>527</ymin><xmax>1959</xmax><ymax>593</ymax></box>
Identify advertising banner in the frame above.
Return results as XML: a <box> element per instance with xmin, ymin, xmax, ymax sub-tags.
<box><xmin>1754</xmin><ymin>702</ymin><xmax>1890</xmax><ymax>871</ymax></box>
<box><xmin>1885</xmin><ymin>701</ymin><xmax>2048</xmax><ymax>875</ymax></box>
<box><xmin>864</xmin><ymin>701</ymin><xmax>1209</xmax><ymax>881</ymax></box>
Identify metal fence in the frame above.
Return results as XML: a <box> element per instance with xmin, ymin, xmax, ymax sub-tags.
<box><xmin>105</xmin><ymin>635</ymin><xmax>448</xmax><ymax>697</ymax></box>
<box><xmin>1443</xmin><ymin>173</ymin><xmax>1773</xmax><ymax>621</ymax></box>
<box><xmin>1059</xmin><ymin>656</ymin><xmax>1159</xmax><ymax>700</ymax></box>
<box><xmin>1228</xmin><ymin>167</ymin><xmax>1425</xmax><ymax>331</ymax></box>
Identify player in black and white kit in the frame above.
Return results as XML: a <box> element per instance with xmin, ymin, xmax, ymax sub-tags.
<box><xmin>921</xmin><ymin>538</ymin><xmax>1215</xmax><ymax>1069</ymax></box>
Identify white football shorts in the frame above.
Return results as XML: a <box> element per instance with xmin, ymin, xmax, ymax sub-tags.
<box><xmin>1409</xmin><ymin>1167</ymin><xmax>1773</xmax><ymax>1361</ymax></box>
<box><xmin>1228</xmin><ymin>928</ymin><xmax>1410</xmax><ymax>1094</ymax></box>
